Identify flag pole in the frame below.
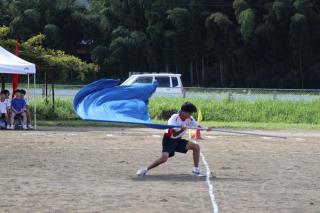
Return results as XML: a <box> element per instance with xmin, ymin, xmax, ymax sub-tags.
<box><xmin>186</xmin><ymin>126</ymin><xmax>287</xmax><ymax>139</ymax></box>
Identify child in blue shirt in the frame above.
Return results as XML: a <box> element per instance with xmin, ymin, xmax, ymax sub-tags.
<box><xmin>9</xmin><ymin>90</ymin><xmax>27</xmax><ymax>130</ymax></box>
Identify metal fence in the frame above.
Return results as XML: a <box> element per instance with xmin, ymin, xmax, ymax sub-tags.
<box><xmin>184</xmin><ymin>87</ymin><xmax>320</xmax><ymax>101</ymax></box>
<box><xmin>5</xmin><ymin>84</ymin><xmax>320</xmax><ymax>102</ymax></box>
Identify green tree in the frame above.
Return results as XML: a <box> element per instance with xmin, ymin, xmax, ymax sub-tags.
<box><xmin>290</xmin><ymin>13</ymin><xmax>308</xmax><ymax>88</ymax></box>
<box><xmin>205</xmin><ymin>12</ymin><xmax>234</xmax><ymax>86</ymax></box>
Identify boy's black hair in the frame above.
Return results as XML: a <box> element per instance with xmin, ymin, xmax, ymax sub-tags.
<box><xmin>15</xmin><ymin>89</ymin><xmax>21</xmax><ymax>94</ymax></box>
<box><xmin>20</xmin><ymin>89</ymin><xmax>26</xmax><ymax>95</ymax></box>
<box><xmin>0</xmin><ymin>90</ymin><xmax>5</xmax><ymax>95</ymax></box>
<box><xmin>180</xmin><ymin>102</ymin><xmax>197</xmax><ymax>113</ymax></box>
<box><xmin>2</xmin><ymin>89</ymin><xmax>9</xmax><ymax>95</ymax></box>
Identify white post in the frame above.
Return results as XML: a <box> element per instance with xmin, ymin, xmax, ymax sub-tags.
<box><xmin>33</xmin><ymin>74</ymin><xmax>37</xmax><ymax>129</ymax></box>
<box><xmin>27</xmin><ymin>74</ymin><xmax>30</xmax><ymax>98</ymax></box>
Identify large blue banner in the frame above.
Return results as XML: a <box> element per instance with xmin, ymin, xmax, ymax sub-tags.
<box><xmin>73</xmin><ymin>79</ymin><xmax>179</xmax><ymax>129</ymax></box>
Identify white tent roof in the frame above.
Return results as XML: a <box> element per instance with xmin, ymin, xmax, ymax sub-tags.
<box><xmin>0</xmin><ymin>46</ymin><xmax>36</xmax><ymax>74</ymax></box>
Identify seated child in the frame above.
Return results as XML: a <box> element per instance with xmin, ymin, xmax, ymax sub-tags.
<box><xmin>0</xmin><ymin>91</ymin><xmax>9</xmax><ymax>128</ymax></box>
<box><xmin>3</xmin><ymin>89</ymin><xmax>11</xmax><ymax>113</ymax></box>
<box><xmin>20</xmin><ymin>89</ymin><xmax>33</xmax><ymax>129</ymax></box>
<box><xmin>9</xmin><ymin>90</ymin><xmax>27</xmax><ymax>130</ymax></box>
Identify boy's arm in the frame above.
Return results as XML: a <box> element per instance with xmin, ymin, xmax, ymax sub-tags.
<box><xmin>6</xmin><ymin>101</ymin><xmax>11</xmax><ymax>110</ymax></box>
<box><xmin>11</xmin><ymin>106</ymin><xmax>17</xmax><ymax>113</ymax></box>
<box><xmin>172</xmin><ymin>127</ymin><xmax>187</xmax><ymax>137</ymax></box>
<box><xmin>22</xmin><ymin>105</ymin><xmax>27</xmax><ymax>112</ymax></box>
<box><xmin>168</xmin><ymin>114</ymin><xmax>186</xmax><ymax>136</ymax></box>
<box><xmin>190</xmin><ymin>116</ymin><xmax>199</xmax><ymax>128</ymax></box>
<box><xmin>25</xmin><ymin>99</ymin><xmax>29</xmax><ymax>109</ymax></box>
<box><xmin>19</xmin><ymin>100</ymin><xmax>27</xmax><ymax>113</ymax></box>
<box><xmin>190</xmin><ymin>116</ymin><xmax>212</xmax><ymax>131</ymax></box>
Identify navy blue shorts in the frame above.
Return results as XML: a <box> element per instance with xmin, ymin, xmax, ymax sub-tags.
<box><xmin>162</xmin><ymin>135</ymin><xmax>189</xmax><ymax>157</ymax></box>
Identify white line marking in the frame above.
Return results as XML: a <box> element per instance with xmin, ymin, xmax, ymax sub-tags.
<box><xmin>194</xmin><ymin>140</ymin><xmax>219</xmax><ymax>213</ymax></box>
<box><xmin>261</xmin><ymin>137</ymin><xmax>272</xmax><ymax>140</ymax></box>
<box><xmin>206</xmin><ymin>136</ymin><xmax>217</xmax><ymax>139</ymax></box>
<box><xmin>295</xmin><ymin>138</ymin><xmax>305</xmax><ymax>141</ymax></box>
<box><xmin>106</xmin><ymin>134</ymin><xmax>113</xmax><ymax>137</ymax></box>
<box><xmin>152</xmin><ymin>135</ymin><xmax>161</xmax><ymax>138</ymax></box>
<box><xmin>200</xmin><ymin>152</ymin><xmax>219</xmax><ymax>213</ymax></box>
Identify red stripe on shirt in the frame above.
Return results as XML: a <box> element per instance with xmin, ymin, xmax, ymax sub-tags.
<box><xmin>165</xmin><ymin>128</ymin><xmax>173</xmax><ymax>137</ymax></box>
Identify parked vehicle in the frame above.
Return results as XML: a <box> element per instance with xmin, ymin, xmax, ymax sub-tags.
<box><xmin>121</xmin><ymin>73</ymin><xmax>185</xmax><ymax>97</ymax></box>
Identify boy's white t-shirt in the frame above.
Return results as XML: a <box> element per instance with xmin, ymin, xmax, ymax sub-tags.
<box><xmin>0</xmin><ymin>99</ymin><xmax>9</xmax><ymax>113</ymax></box>
<box><xmin>24</xmin><ymin>98</ymin><xmax>29</xmax><ymax>106</ymax></box>
<box><xmin>5</xmin><ymin>99</ymin><xmax>11</xmax><ymax>108</ymax></box>
<box><xmin>166</xmin><ymin>113</ymin><xmax>198</xmax><ymax>139</ymax></box>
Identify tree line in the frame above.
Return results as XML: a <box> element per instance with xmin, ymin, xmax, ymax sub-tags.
<box><xmin>1</xmin><ymin>0</ymin><xmax>320</xmax><ymax>88</ymax></box>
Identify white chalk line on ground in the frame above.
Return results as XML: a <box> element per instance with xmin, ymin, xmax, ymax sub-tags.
<box><xmin>205</xmin><ymin>136</ymin><xmax>217</xmax><ymax>139</ymax></box>
<box><xmin>194</xmin><ymin>140</ymin><xmax>219</xmax><ymax>213</ymax></box>
<box><xmin>261</xmin><ymin>137</ymin><xmax>273</xmax><ymax>140</ymax></box>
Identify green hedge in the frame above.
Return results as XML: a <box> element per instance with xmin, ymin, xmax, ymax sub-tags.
<box><xmin>150</xmin><ymin>97</ymin><xmax>320</xmax><ymax>124</ymax></box>
<box><xmin>29</xmin><ymin>97</ymin><xmax>320</xmax><ymax>124</ymax></box>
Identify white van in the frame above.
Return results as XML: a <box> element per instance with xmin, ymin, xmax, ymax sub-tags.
<box><xmin>121</xmin><ymin>73</ymin><xmax>184</xmax><ymax>97</ymax></box>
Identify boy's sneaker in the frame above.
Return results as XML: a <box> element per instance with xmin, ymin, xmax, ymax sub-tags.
<box><xmin>136</xmin><ymin>167</ymin><xmax>148</xmax><ymax>176</ymax></box>
<box><xmin>27</xmin><ymin>125</ymin><xmax>34</xmax><ymax>129</ymax></box>
<box><xmin>192</xmin><ymin>167</ymin><xmax>206</xmax><ymax>177</ymax></box>
<box><xmin>8</xmin><ymin>125</ymin><xmax>14</xmax><ymax>130</ymax></box>
<box><xmin>22</xmin><ymin>125</ymin><xmax>28</xmax><ymax>130</ymax></box>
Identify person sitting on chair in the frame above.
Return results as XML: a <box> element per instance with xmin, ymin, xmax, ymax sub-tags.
<box><xmin>3</xmin><ymin>89</ymin><xmax>11</xmax><ymax>116</ymax></box>
<box><xmin>8</xmin><ymin>90</ymin><xmax>28</xmax><ymax>130</ymax></box>
<box><xmin>0</xmin><ymin>91</ymin><xmax>10</xmax><ymax>129</ymax></box>
<box><xmin>20</xmin><ymin>89</ymin><xmax>33</xmax><ymax>129</ymax></box>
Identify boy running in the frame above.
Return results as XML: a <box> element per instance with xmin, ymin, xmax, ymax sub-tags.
<box><xmin>137</xmin><ymin>102</ymin><xmax>211</xmax><ymax>177</ymax></box>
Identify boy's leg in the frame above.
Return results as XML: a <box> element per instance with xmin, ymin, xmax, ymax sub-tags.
<box><xmin>4</xmin><ymin>113</ymin><xmax>9</xmax><ymax>124</ymax></box>
<box><xmin>22</xmin><ymin>112</ymin><xmax>27</xmax><ymax>125</ymax></box>
<box><xmin>186</xmin><ymin>142</ymin><xmax>200</xmax><ymax>167</ymax></box>
<box><xmin>147</xmin><ymin>152</ymin><xmax>169</xmax><ymax>170</ymax></box>
<box><xmin>186</xmin><ymin>142</ymin><xmax>206</xmax><ymax>176</ymax></box>
<box><xmin>10</xmin><ymin>112</ymin><xmax>16</xmax><ymax>125</ymax></box>
<box><xmin>26</xmin><ymin>110</ymin><xmax>31</xmax><ymax>125</ymax></box>
<box><xmin>137</xmin><ymin>152</ymin><xmax>169</xmax><ymax>176</ymax></box>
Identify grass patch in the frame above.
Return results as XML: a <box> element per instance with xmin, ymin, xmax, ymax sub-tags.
<box><xmin>29</xmin><ymin>96</ymin><xmax>320</xmax><ymax>128</ymax></box>
<box><xmin>149</xmin><ymin>97</ymin><xmax>320</xmax><ymax>124</ymax></box>
<box><xmin>36</xmin><ymin>120</ymin><xmax>320</xmax><ymax>130</ymax></box>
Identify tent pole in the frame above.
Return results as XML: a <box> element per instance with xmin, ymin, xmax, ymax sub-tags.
<box><xmin>1</xmin><ymin>74</ymin><xmax>4</xmax><ymax>90</ymax></box>
<box><xmin>27</xmin><ymin>74</ymin><xmax>30</xmax><ymax>98</ymax></box>
<box><xmin>33</xmin><ymin>74</ymin><xmax>37</xmax><ymax>129</ymax></box>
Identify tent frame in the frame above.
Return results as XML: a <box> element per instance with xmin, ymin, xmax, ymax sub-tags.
<box><xmin>1</xmin><ymin>73</ymin><xmax>37</xmax><ymax>129</ymax></box>
<box><xmin>27</xmin><ymin>74</ymin><xmax>37</xmax><ymax>129</ymax></box>
<box><xmin>0</xmin><ymin>46</ymin><xmax>37</xmax><ymax>129</ymax></box>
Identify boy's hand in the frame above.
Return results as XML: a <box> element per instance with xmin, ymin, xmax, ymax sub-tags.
<box><xmin>181</xmin><ymin>124</ymin><xmax>187</xmax><ymax>131</ymax></box>
<box><xmin>206</xmin><ymin>127</ymin><xmax>213</xmax><ymax>132</ymax></box>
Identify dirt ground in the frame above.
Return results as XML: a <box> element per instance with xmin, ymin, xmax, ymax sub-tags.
<box><xmin>0</xmin><ymin>127</ymin><xmax>319</xmax><ymax>213</ymax></box>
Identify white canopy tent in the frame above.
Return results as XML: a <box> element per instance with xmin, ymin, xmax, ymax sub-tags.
<box><xmin>0</xmin><ymin>46</ymin><xmax>37</xmax><ymax>128</ymax></box>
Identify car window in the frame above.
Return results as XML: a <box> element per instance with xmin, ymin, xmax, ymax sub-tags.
<box><xmin>154</xmin><ymin>77</ymin><xmax>170</xmax><ymax>87</ymax></box>
<box><xmin>172</xmin><ymin>77</ymin><xmax>179</xmax><ymax>87</ymax></box>
<box><xmin>121</xmin><ymin>75</ymin><xmax>136</xmax><ymax>85</ymax></box>
<box><xmin>134</xmin><ymin>77</ymin><xmax>153</xmax><ymax>83</ymax></box>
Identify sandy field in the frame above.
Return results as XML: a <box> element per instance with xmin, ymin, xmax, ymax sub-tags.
<box><xmin>0</xmin><ymin>127</ymin><xmax>319</xmax><ymax>213</ymax></box>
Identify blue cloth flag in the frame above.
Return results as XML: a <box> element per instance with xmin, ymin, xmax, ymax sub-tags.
<box><xmin>73</xmin><ymin>79</ymin><xmax>180</xmax><ymax>129</ymax></box>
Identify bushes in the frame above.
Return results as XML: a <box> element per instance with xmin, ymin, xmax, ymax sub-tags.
<box><xmin>29</xmin><ymin>97</ymin><xmax>76</xmax><ymax>120</ymax></box>
<box><xmin>149</xmin><ymin>97</ymin><xmax>320</xmax><ymax>124</ymax></box>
